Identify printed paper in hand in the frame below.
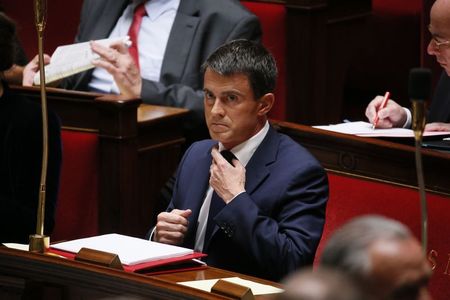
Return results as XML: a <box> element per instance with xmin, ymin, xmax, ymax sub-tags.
<box><xmin>33</xmin><ymin>36</ymin><xmax>130</xmax><ymax>85</ymax></box>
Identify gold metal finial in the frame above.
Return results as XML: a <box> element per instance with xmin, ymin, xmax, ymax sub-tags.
<box><xmin>411</xmin><ymin>100</ymin><xmax>428</xmax><ymax>253</ymax></box>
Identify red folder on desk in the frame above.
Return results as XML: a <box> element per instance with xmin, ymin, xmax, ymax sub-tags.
<box><xmin>48</xmin><ymin>247</ymin><xmax>207</xmax><ymax>274</ymax></box>
<box><xmin>48</xmin><ymin>233</ymin><xmax>207</xmax><ymax>275</ymax></box>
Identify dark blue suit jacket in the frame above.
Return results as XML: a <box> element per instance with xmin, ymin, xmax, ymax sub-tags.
<box><xmin>167</xmin><ymin>126</ymin><xmax>328</xmax><ymax>281</ymax></box>
<box><xmin>0</xmin><ymin>81</ymin><xmax>62</xmax><ymax>243</ymax></box>
<box><xmin>428</xmin><ymin>72</ymin><xmax>450</xmax><ymax>123</ymax></box>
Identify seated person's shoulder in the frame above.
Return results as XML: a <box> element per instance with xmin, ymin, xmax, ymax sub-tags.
<box><xmin>194</xmin><ymin>0</ymin><xmax>258</xmax><ymax>19</ymax></box>
<box><xmin>278</xmin><ymin>133</ymin><xmax>324</xmax><ymax>169</ymax></box>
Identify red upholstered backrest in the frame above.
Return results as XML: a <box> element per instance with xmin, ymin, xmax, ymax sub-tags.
<box><xmin>241</xmin><ymin>1</ymin><xmax>286</xmax><ymax>121</ymax></box>
<box><xmin>316</xmin><ymin>172</ymin><xmax>450</xmax><ymax>299</ymax></box>
<box><xmin>51</xmin><ymin>130</ymin><xmax>99</xmax><ymax>241</ymax></box>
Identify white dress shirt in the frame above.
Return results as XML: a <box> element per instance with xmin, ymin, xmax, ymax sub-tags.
<box><xmin>194</xmin><ymin>121</ymin><xmax>271</xmax><ymax>252</ymax></box>
<box><xmin>88</xmin><ymin>0</ymin><xmax>180</xmax><ymax>94</ymax></box>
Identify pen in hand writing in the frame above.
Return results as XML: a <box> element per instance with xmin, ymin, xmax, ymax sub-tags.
<box><xmin>372</xmin><ymin>91</ymin><xmax>391</xmax><ymax>129</ymax></box>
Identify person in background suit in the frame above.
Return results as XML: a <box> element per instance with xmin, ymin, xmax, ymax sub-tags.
<box><xmin>25</xmin><ymin>0</ymin><xmax>261</xmax><ymax>144</ymax></box>
<box><xmin>320</xmin><ymin>215</ymin><xmax>432</xmax><ymax>300</ymax></box>
<box><xmin>365</xmin><ymin>0</ymin><xmax>450</xmax><ymax>132</ymax></box>
<box><xmin>0</xmin><ymin>5</ymin><xmax>29</xmax><ymax>85</ymax></box>
<box><xmin>152</xmin><ymin>39</ymin><xmax>329</xmax><ymax>281</ymax></box>
<box><xmin>0</xmin><ymin>12</ymin><xmax>62</xmax><ymax>243</ymax></box>
<box><xmin>277</xmin><ymin>267</ymin><xmax>365</xmax><ymax>300</ymax></box>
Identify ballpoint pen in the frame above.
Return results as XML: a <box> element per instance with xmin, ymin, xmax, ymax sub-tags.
<box><xmin>372</xmin><ymin>91</ymin><xmax>391</xmax><ymax>129</ymax></box>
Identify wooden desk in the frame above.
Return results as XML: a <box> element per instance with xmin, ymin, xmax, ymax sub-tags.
<box><xmin>12</xmin><ymin>86</ymin><xmax>189</xmax><ymax>238</ymax></box>
<box><xmin>272</xmin><ymin>120</ymin><xmax>450</xmax><ymax>195</ymax></box>
<box><xmin>0</xmin><ymin>247</ymin><xmax>281</xmax><ymax>300</ymax></box>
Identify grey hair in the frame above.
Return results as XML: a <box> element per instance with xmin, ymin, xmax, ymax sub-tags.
<box><xmin>320</xmin><ymin>215</ymin><xmax>411</xmax><ymax>279</ymax></box>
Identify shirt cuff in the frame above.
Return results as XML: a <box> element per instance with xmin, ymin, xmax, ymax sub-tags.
<box><xmin>402</xmin><ymin>107</ymin><xmax>412</xmax><ymax>128</ymax></box>
<box><xmin>148</xmin><ymin>226</ymin><xmax>156</xmax><ymax>241</ymax></box>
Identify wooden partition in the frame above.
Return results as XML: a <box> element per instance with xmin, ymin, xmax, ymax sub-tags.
<box><xmin>242</xmin><ymin>0</ymin><xmax>372</xmax><ymax>124</ymax></box>
<box><xmin>11</xmin><ymin>86</ymin><xmax>188</xmax><ymax>239</ymax></box>
<box><xmin>272</xmin><ymin>120</ymin><xmax>450</xmax><ymax>195</ymax></box>
<box><xmin>284</xmin><ymin>0</ymin><xmax>372</xmax><ymax>124</ymax></box>
<box><xmin>0</xmin><ymin>247</ymin><xmax>280</xmax><ymax>299</ymax></box>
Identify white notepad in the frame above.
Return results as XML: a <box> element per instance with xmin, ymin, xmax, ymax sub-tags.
<box><xmin>51</xmin><ymin>233</ymin><xmax>193</xmax><ymax>266</ymax></box>
<box><xmin>314</xmin><ymin>121</ymin><xmax>450</xmax><ymax>137</ymax></box>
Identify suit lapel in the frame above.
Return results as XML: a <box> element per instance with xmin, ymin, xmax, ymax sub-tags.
<box><xmin>86</xmin><ymin>0</ymin><xmax>129</xmax><ymax>41</ymax></box>
<box><xmin>245</xmin><ymin>127</ymin><xmax>279</xmax><ymax>195</ymax></box>
<box><xmin>160</xmin><ymin>1</ymin><xmax>199</xmax><ymax>83</ymax></box>
<box><xmin>74</xmin><ymin>0</ymin><xmax>129</xmax><ymax>90</ymax></box>
<box><xmin>183</xmin><ymin>145</ymin><xmax>213</xmax><ymax>249</ymax></box>
<box><xmin>204</xmin><ymin>127</ymin><xmax>280</xmax><ymax>251</ymax></box>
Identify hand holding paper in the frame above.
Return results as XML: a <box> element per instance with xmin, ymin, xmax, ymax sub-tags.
<box><xmin>90</xmin><ymin>40</ymin><xmax>142</xmax><ymax>98</ymax></box>
<box><xmin>32</xmin><ymin>36</ymin><xmax>130</xmax><ymax>85</ymax></box>
<box><xmin>23</xmin><ymin>53</ymin><xmax>51</xmax><ymax>86</ymax></box>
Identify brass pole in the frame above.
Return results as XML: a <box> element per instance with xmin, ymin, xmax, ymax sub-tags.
<box><xmin>412</xmin><ymin>100</ymin><xmax>427</xmax><ymax>253</ymax></box>
<box><xmin>29</xmin><ymin>0</ymin><xmax>49</xmax><ymax>253</ymax></box>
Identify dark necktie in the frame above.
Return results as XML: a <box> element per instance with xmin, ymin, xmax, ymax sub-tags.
<box><xmin>127</xmin><ymin>2</ymin><xmax>147</xmax><ymax>69</ymax></box>
<box><xmin>204</xmin><ymin>150</ymin><xmax>237</xmax><ymax>244</ymax></box>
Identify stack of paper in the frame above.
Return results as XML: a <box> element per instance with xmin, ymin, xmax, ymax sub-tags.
<box><xmin>314</xmin><ymin>121</ymin><xmax>450</xmax><ymax>138</ymax></box>
<box><xmin>51</xmin><ymin>233</ymin><xmax>193</xmax><ymax>266</ymax></box>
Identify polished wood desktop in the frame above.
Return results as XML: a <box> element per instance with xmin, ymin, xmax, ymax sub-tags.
<box><xmin>0</xmin><ymin>247</ymin><xmax>281</xmax><ymax>300</ymax></box>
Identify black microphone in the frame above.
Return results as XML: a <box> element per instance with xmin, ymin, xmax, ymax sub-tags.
<box><xmin>408</xmin><ymin>68</ymin><xmax>431</xmax><ymax>141</ymax></box>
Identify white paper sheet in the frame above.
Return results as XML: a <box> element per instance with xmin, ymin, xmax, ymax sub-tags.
<box><xmin>51</xmin><ymin>233</ymin><xmax>193</xmax><ymax>265</ymax></box>
<box><xmin>178</xmin><ymin>276</ymin><xmax>284</xmax><ymax>295</ymax></box>
<box><xmin>2</xmin><ymin>243</ymin><xmax>29</xmax><ymax>251</ymax></box>
<box><xmin>314</xmin><ymin>121</ymin><xmax>450</xmax><ymax>137</ymax></box>
<box><xmin>33</xmin><ymin>36</ymin><xmax>130</xmax><ymax>85</ymax></box>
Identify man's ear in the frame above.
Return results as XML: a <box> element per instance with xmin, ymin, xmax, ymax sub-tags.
<box><xmin>257</xmin><ymin>93</ymin><xmax>275</xmax><ymax>116</ymax></box>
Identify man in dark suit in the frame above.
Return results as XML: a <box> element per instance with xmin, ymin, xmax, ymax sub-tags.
<box><xmin>365</xmin><ymin>0</ymin><xmax>450</xmax><ymax>132</ymax></box>
<box><xmin>0</xmin><ymin>12</ymin><xmax>62</xmax><ymax>243</ymax></box>
<box><xmin>56</xmin><ymin>0</ymin><xmax>261</xmax><ymax>142</ymax></box>
<box><xmin>152</xmin><ymin>40</ymin><xmax>329</xmax><ymax>281</ymax></box>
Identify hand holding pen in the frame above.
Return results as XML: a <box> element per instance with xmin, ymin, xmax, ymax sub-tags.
<box><xmin>371</xmin><ymin>91</ymin><xmax>390</xmax><ymax>129</ymax></box>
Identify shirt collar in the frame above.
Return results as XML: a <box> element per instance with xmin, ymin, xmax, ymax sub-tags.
<box><xmin>132</xmin><ymin>0</ymin><xmax>180</xmax><ymax>21</ymax></box>
<box><xmin>218</xmin><ymin>121</ymin><xmax>270</xmax><ymax>167</ymax></box>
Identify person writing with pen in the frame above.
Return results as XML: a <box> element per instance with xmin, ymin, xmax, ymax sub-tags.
<box><xmin>366</xmin><ymin>0</ymin><xmax>450</xmax><ymax>132</ymax></box>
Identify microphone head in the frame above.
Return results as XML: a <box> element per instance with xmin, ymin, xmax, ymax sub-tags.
<box><xmin>408</xmin><ymin>68</ymin><xmax>431</xmax><ymax>101</ymax></box>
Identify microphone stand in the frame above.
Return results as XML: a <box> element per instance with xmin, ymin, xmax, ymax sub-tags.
<box><xmin>411</xmin><ymin>100</ymin><xmax>427</xmax><ymax>253</ymax></box>
<box><xmin>29</xmin><ymin>0</ymin><xmax>50</xmax><ymax>253</ymax></box>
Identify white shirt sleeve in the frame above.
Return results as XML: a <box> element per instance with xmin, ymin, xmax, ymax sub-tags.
<box><xmin>402</xmin><ymin>107</ymin><xmax>412</xmax><ymax>128</ymax></box>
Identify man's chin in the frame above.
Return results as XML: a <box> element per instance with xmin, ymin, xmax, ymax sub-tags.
<box><xmin>210</xmin><ymin>132</ymin><xmax>234</xmax><ymax>144</ymax></box>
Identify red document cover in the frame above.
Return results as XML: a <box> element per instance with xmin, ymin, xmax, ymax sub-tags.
<box><xmin>48</xmin><ymin>247</ymin><xmax>207</xmax><ymax>274</ymax></box>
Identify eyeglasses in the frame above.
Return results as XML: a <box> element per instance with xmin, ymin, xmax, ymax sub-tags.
<box><xmin>430</xmin><ymin>36</ymin><xmax>450</xmax><ymax>51</ymax></box>
<box><xmin>428</xmin><ymin>25</ymin><xmax>450</xmax><ymax>51</ymax></box>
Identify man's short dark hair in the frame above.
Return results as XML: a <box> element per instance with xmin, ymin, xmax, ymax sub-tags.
<box><xmin>0</xmin><ymin>12</ymin><xmax>16</xmax><ymax>72</ymax></box>
<box><xmin>201</xmin><ymin>39</ymin><xmax>277</xmax><ymax>99</ymax></box>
